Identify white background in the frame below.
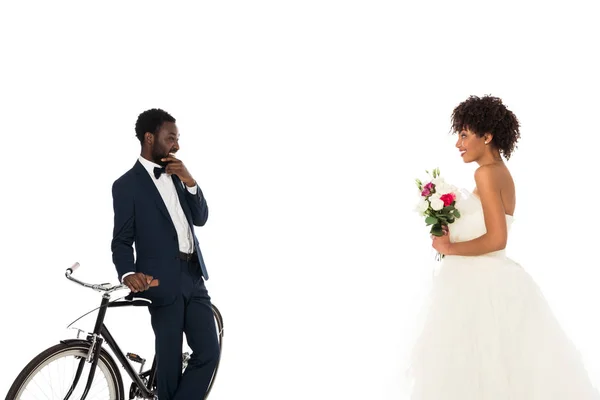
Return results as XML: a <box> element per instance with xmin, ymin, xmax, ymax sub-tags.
<box><xmin>1</xmin><ymin>1</ymin><xmax>600</xmax><ymax>399</ymax></box>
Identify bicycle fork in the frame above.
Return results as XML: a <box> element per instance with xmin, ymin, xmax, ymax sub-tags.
<box><xmin>65</xmin><ymin>294</ymin><xmax>111</xmax><ymax>400</ymax></box>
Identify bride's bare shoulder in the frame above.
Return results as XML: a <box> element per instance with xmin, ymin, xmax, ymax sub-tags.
<box><xmin>474</xmin><ymin>164</ymin><xmax>501</xmax><ymax>185</ymax></box>
<box><xmin>473</xmin><ymin>164</ymin><xmax>515</xmax><ymax>197</ymax></box>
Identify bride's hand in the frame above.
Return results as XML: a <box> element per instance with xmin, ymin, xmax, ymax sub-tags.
<box><xmin>431</xmin><ymin>226</ymin><xmax>451</xmax><ymax>255</ymax></box>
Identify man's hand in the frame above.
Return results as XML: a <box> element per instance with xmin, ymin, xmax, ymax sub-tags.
<box><xmin>123</xmin><ymin>272</ymin><xmax>155</xmax><ymax>293</ymax></box>
<box><xmin>162</xmin><ymin>154</ymin><xmax>196</xmax><ymax>187</ymax></box>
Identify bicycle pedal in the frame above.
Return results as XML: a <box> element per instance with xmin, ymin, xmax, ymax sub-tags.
<box><xmin>126</xmin><ymin>352</ymin><xmax>146</xmax><ymax>364</ymax></box>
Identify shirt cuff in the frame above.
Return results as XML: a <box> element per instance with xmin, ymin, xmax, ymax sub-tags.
<box><xmin>121</xmin><ymin>271</ymin><xmax>135</xmax><ymax>283</ymax></box>
<box><xmin>186</xmin><ymin>183</ymin><xmax>198</xmax><ymax>195</ymax></box>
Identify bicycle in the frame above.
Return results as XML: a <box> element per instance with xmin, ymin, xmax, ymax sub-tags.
<box><xmin>5</xmin><ymin>262</ymin><xmax>224</xmax><ymax>400</ymax></box>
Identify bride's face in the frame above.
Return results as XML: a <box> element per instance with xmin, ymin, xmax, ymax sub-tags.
<box><xmin>456</xmin><ymin>128</ymin><xmax>488</xmax><ymax>163</ymax></box>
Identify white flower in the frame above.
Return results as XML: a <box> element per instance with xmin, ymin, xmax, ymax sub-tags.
<box><xmin>442</xmin><ymin>183</ymin><xmax>460</xmax><ymax>197</ymax></box>
<box><xmin>438</xmin><ymin>182</ymin><xmax>459</xmax><ymax>197</ymax></box>
<box><xmin>438</xmin><ymin>185</ymin><xmax>452</xmax><ymax>196</ymax></box>
<box><xmin>431</xmin><ymin>177</ymin><xmax>446</xmax><ymax>187</ymax></box>
<box><xmin>429</xmin><ymin>194</ymin><xmax>444</xmax><ymax>211</ymax></box>
<box><xmin>415</xmin><ymin>198</ymin><xmax>429</xmax><ymax>214</ymax></box>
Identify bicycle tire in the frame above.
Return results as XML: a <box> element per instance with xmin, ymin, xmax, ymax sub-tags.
<box><xmin>5</xmin><ymin>341</ymin><xmax>125</xmax><ymax>400</ymax></box>
<box><xmin>205</xmin><ymin>304</ymin><xmax>224</xmax><ymax>398</ymax></box>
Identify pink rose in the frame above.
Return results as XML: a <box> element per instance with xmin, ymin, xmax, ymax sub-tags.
<box><xmin>440</xmin><ymin>192</ymin><xmax>456</xmax><ymax>207</ymax></box>
<box><xmin>421</xmin><ymin>182</ymin><xmax>433</xmax><ymax>197</ymax></box>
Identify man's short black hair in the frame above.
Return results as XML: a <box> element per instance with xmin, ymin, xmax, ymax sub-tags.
<box><xmin>135</xmin><ymin>108</ymin><xmax>176</xmax><ymax>144</ymax></box>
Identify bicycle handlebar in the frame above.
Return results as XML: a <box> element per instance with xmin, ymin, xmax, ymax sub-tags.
<box><xmin>65</xmin><ymin>262</ymin><xmax>128</xmax><ymax>294</ymax></box>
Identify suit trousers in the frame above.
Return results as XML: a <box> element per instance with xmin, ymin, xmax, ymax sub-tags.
<box><xmin>148</xmin><ymin>259</ymin><xmax>220</xmax><ymax>400</ymax></box>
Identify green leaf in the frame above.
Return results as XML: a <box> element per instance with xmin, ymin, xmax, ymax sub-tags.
<box><xmin>425</xmin><ymin>216</ymin><xmax>438</xmax><ymax>225</ymax></box>
<box><xmin>454</xmin><ymin>209</ymin><xmax>461</xmax><ymax>218</ymax></box>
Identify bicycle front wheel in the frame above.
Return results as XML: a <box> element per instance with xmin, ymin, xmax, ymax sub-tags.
<box><xmin>6</xmin><ymin>341</ymin><xmax>124</xmax><ymax>400</ymax></box>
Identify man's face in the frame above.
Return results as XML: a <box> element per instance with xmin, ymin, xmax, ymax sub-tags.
<box><xmin>149</xmin><ymin>121</ymin><xmax>180</xmax><ymax>166</ymax></box>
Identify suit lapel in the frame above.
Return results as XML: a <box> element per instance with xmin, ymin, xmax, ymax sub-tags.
<box><xmin>133</xmin><ymin>161</ymin><xmax>174</xmax><ymax>226</ymax></box>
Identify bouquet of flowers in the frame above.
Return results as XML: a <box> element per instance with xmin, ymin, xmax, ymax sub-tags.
<box><xmin>415</xmin><ymin>168</ymin><xmax>461</xmax><ymax>259</ymax></box>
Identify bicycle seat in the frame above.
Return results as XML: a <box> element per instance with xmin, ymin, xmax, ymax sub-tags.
<box><xmin>122</xmin><ymin>292</ymin><xmax>153</xmax><ymax>306</ymax></box>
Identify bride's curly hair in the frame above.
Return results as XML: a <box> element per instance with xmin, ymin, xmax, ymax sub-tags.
<box><xmin>451</xmin><ymin>95</ymin><xmax>521</xmax><ymax>160</ymax></box>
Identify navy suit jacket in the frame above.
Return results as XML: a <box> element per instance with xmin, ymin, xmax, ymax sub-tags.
<box><xmin>111</xmin><ymin>160</ymin><xmax>209</xmax><ymax>305</ymax></box>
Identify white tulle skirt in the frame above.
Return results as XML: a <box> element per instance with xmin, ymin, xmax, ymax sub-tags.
<box><xmin>406</xmin><ymin>253</ymin><xmax>600</xmax><ymax>399</ymax></box>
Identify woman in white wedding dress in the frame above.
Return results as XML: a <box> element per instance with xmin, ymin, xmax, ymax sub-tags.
<box><xmin>406</xmin><ymin>95</ymin><xmax>599</xmax><ymax>399</ymax></box>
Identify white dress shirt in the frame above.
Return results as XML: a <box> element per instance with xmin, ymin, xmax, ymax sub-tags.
<box><xmin>122</xmin><ymin>156</ymin><xmax>198</xmax><ymax>281</ymax></box>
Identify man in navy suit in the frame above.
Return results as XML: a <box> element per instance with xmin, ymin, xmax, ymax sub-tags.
<box><xmin>111</xmin><ymin>108</ymin><xmax>219</xmax><ymax>399</ymax></box>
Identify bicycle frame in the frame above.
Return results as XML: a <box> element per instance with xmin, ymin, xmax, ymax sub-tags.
<box><xmin>68</xmin><ymin>292</ymin><xmax>156</xmax><ymax>399</ymax></box>
<box><xmin>62</xmin><ymin>263</ymin><xmax>223</xmax><ymax>400</ymax></box>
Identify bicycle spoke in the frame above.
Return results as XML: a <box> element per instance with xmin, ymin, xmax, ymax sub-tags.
<box><xmin>22</xmin><ymin>387</ymin><xmax>46</xmax><ymax>400</ymax></box>
<box><xmin>12</xmin><ymin>348</ymin><xmax>117</xmax><ymax>400</ymax></box>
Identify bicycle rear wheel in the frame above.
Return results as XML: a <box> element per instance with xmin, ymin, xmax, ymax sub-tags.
<box><xmin>5</xmin><ymin>341</ymin><xmax>124</xmax><ymax>400</ymax></box>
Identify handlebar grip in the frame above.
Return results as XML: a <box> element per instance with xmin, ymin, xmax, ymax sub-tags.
<box><xmin>67</xmin><ymin>262</ymin><xmax>80</xmax><ymax>274</ymax></box>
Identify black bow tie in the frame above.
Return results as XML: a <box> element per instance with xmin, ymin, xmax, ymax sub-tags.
<box><xmin>153</xmin><ymin>166</ymin><xmax>166</xmax><ymax>179</ymax></box>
